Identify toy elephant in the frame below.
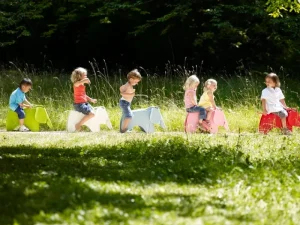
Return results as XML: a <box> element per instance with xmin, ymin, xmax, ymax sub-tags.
<box><xmin>185</xmin><ymin>108</ymin><xmax>229</xmax><ymax>134</ymax></box>
<box><xmin>67</xmin><ymin>106</ymin><xmax>112</xmax><ymax>132</ymax></box>
<box><xmin>6</xmin><ymin>106</ymin><xmax>53</xmax><ymax>132</ymax></box>
<box><xmin>259</xmin><ymin>108</ymin><xmax>300</xmax><ymax>134</ymax></box>
<box><xmin>120</xmin><ymin>106</ymin><xmax>166</xmax><ymax>133</ymax></box>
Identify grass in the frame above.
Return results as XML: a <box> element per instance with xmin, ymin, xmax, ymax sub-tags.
<box><xmin>1</xmin><ymin>63</ymin><xmax>300</xmax><ymax>224</ymax></box>
<box><xmin>1</xmin><ymin>132</ymin><xmax>300</xmax><ymax>225</ymax></box>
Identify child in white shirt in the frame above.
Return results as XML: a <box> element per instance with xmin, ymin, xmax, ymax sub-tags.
<box><xmin>261</xmin><ymin>73</ymin><xmax>291</xmax><ymax>135</ymax></box>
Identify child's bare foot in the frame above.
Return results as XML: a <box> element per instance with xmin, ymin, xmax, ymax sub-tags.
<box><xmin>198</xmin><ymin>122</ymin><xmax>209</xmax><ymax>132</ymax></box>
<box><xmin>204</xmin><ymin>120</ymin><xmax>211</xmax><ymax>126</ymax></box>
<box><xmin>202</xmin><ymin>121</ymin><xmax>210</xmax><ymax>131</ymax></box>
<box><xmin>75</xmin><ymin>123</ymin><xmax>82</xmax><ymax>131</ymax></box>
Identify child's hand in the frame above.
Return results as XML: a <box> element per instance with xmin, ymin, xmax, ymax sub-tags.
<box><xmin>90</xmin><ymin>99</ymin><xmax>97</xmax><ymax>104</ymax></box>
<box><xmin>84</xmin><ymin>78</ymin><xmax>91</xmax><ymax>84</ymax></box>
<box><xmin>263</xmin><ymin>110</ymin><xmax>268</xmax><ymax>115</ymax></box>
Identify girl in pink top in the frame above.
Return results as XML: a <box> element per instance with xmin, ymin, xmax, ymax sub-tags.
<box><xmin>184</xmin><ymin>75</ymin><xmax>208</xmax><ymax>131</ymax></box>
<box><xmin>71</xmin><ymin>67</ymin><xmax>97</xmax><ymax>131</ymax></box>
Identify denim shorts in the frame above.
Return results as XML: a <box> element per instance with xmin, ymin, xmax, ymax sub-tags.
<box><xmin>272</xmin><ymin>110</ymin><xmax>288</xmax><ymax>118</ymax></box>
<box><xmin>15</xmin><ymin>106</ymin><xmax>25</xmax><ymax>119</ymax></box>
<box><xmin>74</xmin><ymin>102</ymin><xmax>93</xmax><ymax>115</ymax></box>
<box><xmin>119</xmin><ymin>99</ymin><xmax>133</xmax><ymax>118</ymax></box>
<box><xmin>186</xmin><ymin>106</ymin><xmax>207</xmax><ymax>120</ymax></box>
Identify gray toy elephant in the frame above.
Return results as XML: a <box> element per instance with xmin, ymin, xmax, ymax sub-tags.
<box><xmin>120</xmin><ymin>106</ymin><xmax>166</xmax><ymax>133</ymax></box>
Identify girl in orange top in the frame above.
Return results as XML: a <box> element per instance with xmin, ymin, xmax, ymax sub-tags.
<box><xmin>71</xmin><ymin>67</ymin><xmax>97</xmax><ymax>131</ymax></box>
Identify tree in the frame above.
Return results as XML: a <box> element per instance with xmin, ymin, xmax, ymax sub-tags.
<box><xmin>266</xmin><ymin>0</ymin><xmax>300</xmax><ymax>18</ymax></box>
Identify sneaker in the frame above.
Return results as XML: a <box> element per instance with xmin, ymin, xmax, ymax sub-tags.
<box><xmin>19</xmin><ymin>125</ymin><xmax>30</xmax><ymax>132</ymax></box>
<box><xmin>282</xmin><ymin>128</ymin><xmax>292</xmax><ymax>135</ymax></box>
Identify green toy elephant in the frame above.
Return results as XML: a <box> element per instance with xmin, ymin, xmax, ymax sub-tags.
<box><xmin>6</xmin><ymin>106</ymin><xmax>53</xmax><ymax>132</ymax></box>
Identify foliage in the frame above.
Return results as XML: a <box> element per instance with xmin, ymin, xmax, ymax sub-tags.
<box><xmin>266</xmin><ymin>0</ymin><xmax>300</xmax><ymax>18</ymax></box>
<box><xmin>0</xmin><ymin>0</ymin><xmax>300</xmax><ymax>71</ymax></box>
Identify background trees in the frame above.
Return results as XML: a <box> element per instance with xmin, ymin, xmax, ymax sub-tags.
<box><xmin>0</xmin><ymin>0</ymin><xmax>299</xmax><ymax>72</ymax></box>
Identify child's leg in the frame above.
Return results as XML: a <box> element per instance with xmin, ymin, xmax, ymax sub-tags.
<box><xmin>275</xmin><ymin>110</ymin><xmax>288</xmax><ymax>128</ymax></box>
<box><xmin>120</xmin><ymin>100</ymin><xmax>133</xmax><ymax>133</ymax></box>
<box><xmin>74</xmin><ymin>103</ymin><xmax>95</xmax><ymax>131</ymax></box>
<box><xmin>188</xmin><ymin>106</ymin><xmax>207</xmax><ymax>124</ymax></box>
<box><xmin>19</xmin><ymin>118</ymin><xmax>24</xmax><ymax>126</ymax></box>
<box><xmin>206</xmin><ymin>108</ymin><xmax>212</xmax><ymax>121</ymax></box>
<box><xmin>273</xmin><ymin>110</ymin><xmax>291</xmax><ymax>135</ymax></box>
<box><xmin>281</xmin><ymin>117</ymin><xmax>287</xmax><ymax>128</ymax></box>
<box><xmin>15</xmin><ymin>106</ymin><xmax>26</xmax><ymax>127</ymax></box>
<box><xmin>75</xmin><ymin>112</ymin><xmax>95</xmax><ymax>131</ymax></box>
<box><xmin>121</xmin><ymin>117</ymin><xmax>132</xmax><ymax>133</ymax></box>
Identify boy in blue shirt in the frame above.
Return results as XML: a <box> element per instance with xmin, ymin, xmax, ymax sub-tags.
<box><xmin>9</xmin><ymin>78</ymin><xmax>33</xmax><ymax>131</ymax></box>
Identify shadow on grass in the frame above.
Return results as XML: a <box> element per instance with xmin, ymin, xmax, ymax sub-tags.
<box><xmin>0</xmin><ymin>138</ymin><xmax>294</xmax><ymax>224</ymax></box>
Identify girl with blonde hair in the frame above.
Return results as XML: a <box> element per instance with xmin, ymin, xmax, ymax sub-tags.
<box><xmin>71</xmin><ymin>67</ymin><xmax>97</xmax><ymax>131</ymax></box>
<box><xmin>198</xmin><ymin>79</ymin><xmax>217</xmax><ymax>122</ymax></box>
<box><xmin>184</xmin><ymin>75</ymin><xmax>209</xmax><ymax>131</ymax></box>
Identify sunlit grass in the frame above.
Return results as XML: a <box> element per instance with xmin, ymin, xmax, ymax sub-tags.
<box><xmin>1</xmin><ymin>133</ymin><xmax>300</xmax><ymax>224</ymax></box>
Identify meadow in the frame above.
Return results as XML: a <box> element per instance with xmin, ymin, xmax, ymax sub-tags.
<box><xmin>1</xmin><ymin>63</ymin><xmax>300</xmax><ymax>225</ymax></box>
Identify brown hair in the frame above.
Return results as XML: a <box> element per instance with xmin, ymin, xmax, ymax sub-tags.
<box><xmin>266</xmin><ymin>73</ymin><xmax>280</xmax><ymax>87</ymax></box>
<box><xmin>127</xmin><ymin>69</ymin><xmax>142</xmax><ymax>80</ymax></box>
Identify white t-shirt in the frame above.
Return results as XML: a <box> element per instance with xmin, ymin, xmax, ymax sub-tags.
<box><xmin>261</xmin><ymin>87</ymin><xmax>285</xmax><ymax>113</ymax></box>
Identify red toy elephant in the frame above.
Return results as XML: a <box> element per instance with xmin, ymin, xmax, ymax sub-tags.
<box><xmin>259</xmin><ymin>108</ymin><xmax>300</xmax><ymax>134</ymax></box>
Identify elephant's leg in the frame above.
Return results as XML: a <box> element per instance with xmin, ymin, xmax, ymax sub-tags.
<box><xmin>141</xmin><ymin>123</ymin><xmax>155</xmax><ymax>133</ymax></box>
<box><xmin>87</xmin><ymin>123</ymin><xmax>100</xmax><ymax>132</ymax></box>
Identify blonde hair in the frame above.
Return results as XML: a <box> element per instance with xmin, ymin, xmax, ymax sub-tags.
<box><xmin>203</xmin><ymin>79</ymin><xmax>217</xmax><ymax>92</ymax></box>
<box><xmin>127</xmin><ymin>69</ymin><xmax>142</xmax><ymax>80</ymax></box>
<box><xmin>183</xmin><ymin>75</ymin><xmax>200</xmax><ymax>90</ymax></box>
<box><xmin>70</xmin><ymin>67</ymin><xmax>87</xmax><ymax>83</ymax></box>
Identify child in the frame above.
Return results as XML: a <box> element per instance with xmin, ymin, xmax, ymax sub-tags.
<box><xmin>9</xmin><ymin>78</ymin><xmax>33</xmax><ymax>131</ymax></box>
<box><xmin>198</xmin><ymin>79</ymin><xmax>218</xmax><ymax>122</ymax></box>
<box><xmin>261</xmin><ymin>73</ymin><xmax>291</xmax><ymax>135</ymax></box>
<box><xmin>71</xmin><ymin>67</ymin><xmax>97</xmax><ymax>131</ymax></box>
<box><xmin>184</xmin><ymin>75</ymin><xmax>209</xmax><ymax>131</ymax></box>
<box><xmin>119</xmin><ymin>69</ymin><xmax>142</xmax><ymax>133</ymax></box>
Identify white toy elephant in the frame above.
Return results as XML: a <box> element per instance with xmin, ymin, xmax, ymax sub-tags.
<box><xmin>67</xmin><ymin>106</ymin><xmax>112</xmax><ymax>132</ymax></box>
<box><xmin>120</xmin><ymin>106</ymin><xmax>166</xmax><ymax>133</ymax></box>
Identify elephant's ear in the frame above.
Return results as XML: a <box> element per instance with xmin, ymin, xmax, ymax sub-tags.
<box><xmin>150</xmin><ymin>107</ymin><xmax>161</xmax><ymax>124</ymax></box>
<box><xmin>35</xmin><ymin>107</ymin><xmax>47</xmax><ymax>123</ymax></box>
<box><xmin>35</xmin><ymin>107</ymin><xmax>53</xmax><ymax>128</ymax></box>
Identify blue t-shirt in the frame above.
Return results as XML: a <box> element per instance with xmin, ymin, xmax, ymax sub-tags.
<box><xmin>9</xmin><ymin>88</ymin><xmax>26</xmax><ymax>111</ymax></box>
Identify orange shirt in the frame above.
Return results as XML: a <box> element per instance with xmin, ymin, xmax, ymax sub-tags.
<box><xmin>74</xmin><ymin>85</ymin><xmax>88</xmax><ymax>103</ymax></box>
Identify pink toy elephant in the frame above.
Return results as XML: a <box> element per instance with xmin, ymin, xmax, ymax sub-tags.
<box><xmin>184</xmin><ymin>108</ymin><xmax>229</xmax><ymax>134</ymax></box>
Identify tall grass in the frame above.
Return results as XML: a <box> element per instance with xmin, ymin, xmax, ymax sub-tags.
<box><xmin>0</xmin><ymin>61</ymin><xmax>299</xmax><ymax>132</ymax></box>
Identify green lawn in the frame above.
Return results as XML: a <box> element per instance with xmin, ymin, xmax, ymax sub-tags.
<box><xmin>1</xmin><ymin>132</ymin><xmax>300</xmax><ymax>225</ymax></box>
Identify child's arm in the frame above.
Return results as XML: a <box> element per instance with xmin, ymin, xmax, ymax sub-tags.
<box><xmin>207</xmin><ymin>91</ymin><xmax>216</xmax><ymax>109</ymax></box>
<box><xmin>74</xmin><ymin>78</ymin><xmax>90</xmax><ymax>87</ymax></box>
<box><xmin>86</xmin><ymin>95</ymin><xmax>97</xmax><ymax>103</ymax></box>
<box><xmin>261</xmin><ymin>99</ymin><xmax>268</xmax><ymax>115</ymax></box>
<box><xmin>20</xmin><ymin>98</ymin><xmax>32</xmax><ymax>108</ymax></box>
<box><xmin>279</xmin><ymin>99</ymin><xmax>288</xmax><ymax>109</ymax></box>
